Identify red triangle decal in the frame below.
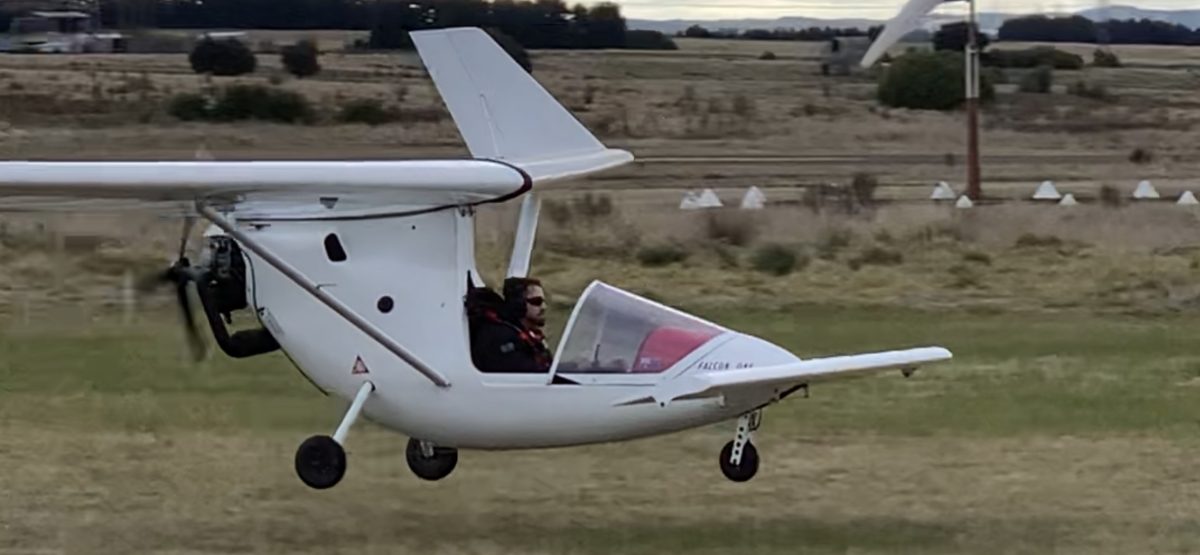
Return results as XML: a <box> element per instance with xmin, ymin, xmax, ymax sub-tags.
<box><xmin>351</xmin><ymin>356</ymin><xmax>369</xmax><ymax>375</ymax></box>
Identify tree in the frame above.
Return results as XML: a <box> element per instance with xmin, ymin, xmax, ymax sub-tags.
<box><xmin>878</xmin><ymin>51</ymin><xmax>994</xmax><ymax>111</ymax></box>
<box><xmin>189</xmin><ymin>37</ymin><xmax>257</xmax><ymax>76</ymax></box>
<box><xmin>933</xmin><ymin>22</ymin><xmax>989</xmax><ymax>52</ymax></box>
<box><xmin>281</xmin><ymin>39</ymin><xmax>321</xmax><ymax>78</ymax></box>
<box><xmin>683</xmin><ymin>24</ymin><xmax>711</xmax><ymax>38</ymax></box>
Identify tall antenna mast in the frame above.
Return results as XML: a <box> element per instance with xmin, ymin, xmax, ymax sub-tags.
<box><xmin>965</xmin><ymin>0</ymin><xmax>982</xmax><ymax>200</ymax></box>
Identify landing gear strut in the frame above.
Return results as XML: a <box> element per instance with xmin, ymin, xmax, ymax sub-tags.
<box><xmin>719</xmin><ymin>410</ymin><xmax>762</xmax><ymax>482</ymax></box>
<box><xmin>405</xmin><ymin>438</ymin><xmax>458</xmax><ymax>481</ymax></box>
<box><xmin>295</xmin><ymin>381</ymin><xmax>373</xmax><ymax>489</ymax></box>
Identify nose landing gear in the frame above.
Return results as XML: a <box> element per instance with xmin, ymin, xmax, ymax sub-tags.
<box><xmin>295</xmin><ymin>381</ymin><xmax>373</xmax><ymax>489</ymax></box>
<box><xmin>719</xmin><ymin>410</ymin><xmax>762</xmax><ymax>482</ymax></box>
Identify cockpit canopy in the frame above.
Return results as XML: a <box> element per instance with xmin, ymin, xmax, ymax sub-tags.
<box><xmin>551</xmin><ymin>282</ymin><xmax>726</xmax><ymax>376</ymax></box>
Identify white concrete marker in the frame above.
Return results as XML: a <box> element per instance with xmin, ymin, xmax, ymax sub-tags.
<box><xmin>1133</xmin><ymin>180</ymin><xmax>1160</xmax><ymax>199</ymax></box>
<box><xmin>1032</xmin><ymin>180</ymin><xmax>1062</xmax><ymax>200</ymax></box>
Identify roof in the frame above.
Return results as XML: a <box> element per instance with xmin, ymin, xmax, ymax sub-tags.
<box><xmin>29</xmin><ymin>11</ymin><xmax>92</xmax><ymax>18</ymax></box>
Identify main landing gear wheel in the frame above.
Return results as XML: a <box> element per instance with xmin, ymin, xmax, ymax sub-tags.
<box><xmin>719</xmin><ymin>440</ymin><xmax>759</xmax><ymax>482</ymax></box>
<box><xmin>295</xmin><ymin>435</ymin><xmax>346</xmax><ymax>490</ymax></box>
<box><xmin>405</xmin><ymin>438</ymin><xmax>458</xmax><ymax>481</ymax></box>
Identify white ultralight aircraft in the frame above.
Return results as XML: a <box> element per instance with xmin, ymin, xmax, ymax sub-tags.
<box><xmin>0</xmin><ymin>28</ymin><xmax>952</xmax><ymax>488</ymax></box>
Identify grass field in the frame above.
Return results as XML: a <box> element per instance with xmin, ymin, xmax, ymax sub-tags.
<box><xmin>4</xmin><ymin>304</ymin><xmax>1200</xmax><ymax>553</ymax></box>
<box><xmin>0</xmin><ymin>30</ymin><xmax>1199</xmax><ymax>554</ymax></box>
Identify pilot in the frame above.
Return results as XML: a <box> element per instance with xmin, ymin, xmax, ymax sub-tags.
<box><xmin>468</xmin><ymin>277</ymin><xmax>552</xmax><ymax>373</ymax></box>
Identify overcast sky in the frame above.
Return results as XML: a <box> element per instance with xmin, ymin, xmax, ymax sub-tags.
<box><xmin>618</xmin><ymin>1</ymin><xmax>1196</xmax><ymax>21</ymax></box>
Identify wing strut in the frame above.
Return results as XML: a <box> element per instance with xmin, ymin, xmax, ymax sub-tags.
<box><xmin>196</xmin><ymin>202</ymin><xmax>451</xmax><ymax>388</ymax></box>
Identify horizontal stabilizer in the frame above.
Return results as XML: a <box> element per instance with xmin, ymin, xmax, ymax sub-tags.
<box><xmin>411</xmin><ymin>27</ymin><xmax>632</xmax><ymax>184</ymax></box>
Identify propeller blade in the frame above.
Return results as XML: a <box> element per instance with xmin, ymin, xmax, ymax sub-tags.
<box><xmin>174</xmin><ymin>279</ymin><xmax>207</xmax><ymax>362</ymax></box>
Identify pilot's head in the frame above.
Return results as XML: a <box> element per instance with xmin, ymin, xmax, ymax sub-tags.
<box><xmin>503</xmin><ymin>277</ymin><xmax>545</xmax><ymax>330</ymax></box>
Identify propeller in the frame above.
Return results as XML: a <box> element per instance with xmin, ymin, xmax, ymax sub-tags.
<box><xmin>138</xmin><ymin>213</ymin><xmax>208</xmax><ymax>362</ymax></box>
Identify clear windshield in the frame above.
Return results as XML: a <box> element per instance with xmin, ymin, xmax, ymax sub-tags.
<box><xmin>553</xmin><ymin>282</ymin><xmax>723</xmax><ymax>375</ymax></box>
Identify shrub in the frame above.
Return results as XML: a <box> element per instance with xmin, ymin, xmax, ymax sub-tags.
<box><xmin>1014</xmin><ymin>233</ymin><xmax>1063</xmax><ymax>249</ymax></box>
<box><xmin>759</xmin><ymin>51</ymin><xmax>777</xmax><ymax>60</ymax></box>
<box><xmin>849</xmin><ymin>246</ymin><xmax>903</xmax><ymax>269</ymax></box>
<box><xmin>167</xmin><ymin>85</ymin><xmax>315</xmax><ymax>124</ymax></box>
<box><xmin>637</xmin><ymin>244</ymin><xmax>690</xmax><ymax>267</ymax></box>
<box><xmin>1129</xmin><ymin>147</ymin><xmax>1154</xmax><ymax>164</ymax></box>
<box><xmin>281</xmin><ymin>39</ymin><xmax>320</xmax><ymax>78</ymax></box>
<box><xmin>210</xmin><ymin>84</ymin><xmax>314</xmax><ymax>123</ymax></box>
<box><xmin>816</xmin><ymin>227</ymin><xmax>853</xmax><ymax>260</ymax></box>
<box><xmin>704</xmin><ymin>211</ymin><xmax>758</xmax><ymax>246</ymax></box>
<box><xmin>983</xmin><ymin>47</ymin><xmax>1083</xmax><ymax>70</ymax></box>
<box><xmin>1099</xmin><ymin>184</ymin><xmax>1123</xmax><ymax>207</ymax></box>
<box><xmin>1068</xmin><ymin>80</ymin><xmax>1110</xmax><ymax>100</ymax></box>
<box><xmin>1093</xmin><ymin>48</ymin><xmax>1121</xmax><ymax>68</ymax></box>
<box><xmin>752</xmin><ymin>244</ymin><xmax>803</xmax><ymax>276</ymax></box>
<box><xmin>850</xmin><ymin>172</ymin><xmax>879</xmax><ymax>207</ymax></box>
<box><xmin>962</xmin><ymin>250</ymin><xmax>992</xmax><ymax>265</ymax></box>
<box><xmin>1018</xmin><ymin>65</ymin><xmax>1053</xmax><ymax>93</ymax></box>
<box><xmin>626</xmin><ymin>30</ymin><xmax>678</xmax><ymax>50</ymax></box>
<box><xmin>337</xmin><ymin>98</ymin><xmax>397</xmax><ymax>125</ymax></box>
<box><xmin>167</xmin><ymin>92</ymin><xmax>210</xmax><ymax>121</ymax></box>
<box><xmin>189</xmin><ymin>37</ymin><xmax>256</xmax><ymax>76</ymax></box>
<box><xmin>878</xmin><ymin>51</ymin><xmax>994</xmax><ymax>111</ymax></box>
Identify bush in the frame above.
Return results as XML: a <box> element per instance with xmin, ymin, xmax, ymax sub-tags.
<box><xmin>759</xmin><ymin>51</ymin><xmax>777</xmax><ymax>60</ymax></box>
<box><xmin>167</xmin><ymin>85</ymin><xmax>315</xmax><ymax>124</ymax></box>
<box><xmin>281</xmin><ymin>39</ymin><xmax>320</xmax><ymax>78</ymax></box>
<box><xmin>1129</xmin><ymin>147</ymin><xmax>1154</xmax><ymax>164</ymax></box>
<box><xmin>166</xmin><ymin>92</ymin><xmax>210</xmax><ymax>121</ymax></box>
<box><xmin>1014</xmin><ymin>233</ymin><xmax>1064</xmax><ymax>249</ymax></box>
<box><xmin>850</xmin><ymin>172</ymin><xmax>879</xmax><ymax>207</ymax></box>
<box><xmin>752</xmin><ymin>244</ymin><xmax>804</xmax><ymax>276</ymax></box>
<box><xmin>189</xmin><ymin>37</ymin><xmax>256</xmax><ymax>76</ymax></box>
<box><xmin>704</xmin><ymin>211</ymin><xmax>758</xmax><ymax>246</ymax></box>
<box><xmin>626</xmin><ymin>30</ymin><xmax>678</xmax><ymax>50</ymax></box>
<box><xmin>849</xmin><ymin>246</ymin><xmax>903</xmax><ymax>269</ymax></box>
<box><xmin>878</xmin><ymin>51</ymin><xmax>994</xmax><ymax>111</ymax></box>
<box><xmin>983</xmin><ymin>47</ymin><xmax>1084</xmax><ymax>70</ymax></box>
<box><xmin>1093</xmin><ymin>48</ymin><xmax>1121</xmax><ymax>68</ymax></box>
<box><xmin>1018</xmin><ymin>65</ymin><xmax>1053</xmax><ymax>93</ymax></box>
<box><xmin>1068</xmin><ymin>80</ymin><xmax>1110</xmax><ymax>100</ymax></box>
<box><xmin>211</xmin><ymin>84</ymin><xmax>314</xmax><ymax>123</ymax></box>
<box><xmin>337</xmin><ymin>98</ymin><xmax>397</xmax><ymax>125</ymax></box>
<box><xmin>637</xmin><ymin>244</ymin><xmax>690</xmax><ymax>267</ymax></box>
<box><xmin>816</xmin><ymin>227</ymin><xmax>853</xmax><ymax>260</ymax></box>
<box><xmin>1099</xmin><ymin>184</ymin><xmax>1123</xmax><ymax>207</ymax></box>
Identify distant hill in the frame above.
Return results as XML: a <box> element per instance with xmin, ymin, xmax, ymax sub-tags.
<box><xmin>630</xmin><ymin>5</ymin><xmax>1200</xmax><ymax>35</ymax></box>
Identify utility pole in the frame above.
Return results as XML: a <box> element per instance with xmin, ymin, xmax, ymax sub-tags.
<box><xmin>965</xmin><ymin>0</ymin><xmax>982</xmax><ymax>200</ymax></box>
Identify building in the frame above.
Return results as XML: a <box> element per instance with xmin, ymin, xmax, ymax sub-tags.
<box><xmin>820</xmin><ymin>36</ymin><xmax>872</xmax><ymax>76</ymax></box>
<box><xmin>4</xmin><ymin>10</ymin><xmax>124</xmax><ymax>53</ymax></box>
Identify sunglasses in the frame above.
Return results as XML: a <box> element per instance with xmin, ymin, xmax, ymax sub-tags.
<box><xmin>526</xmin><ymin>296</ymin><xmax>545</xmax><ymax>307</ymax></box>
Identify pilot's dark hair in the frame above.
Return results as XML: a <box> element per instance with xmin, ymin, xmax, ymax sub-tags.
<box><xmin>502</xmin><ymin>277</ymin><xmax>542</xmax><ymax>323</ymax></box>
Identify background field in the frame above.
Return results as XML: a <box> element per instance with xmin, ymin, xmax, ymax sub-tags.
<box><xmin>0</xmin><ymin>34</ymin><xmax>1199</xmax><ymax>553</ymax></box>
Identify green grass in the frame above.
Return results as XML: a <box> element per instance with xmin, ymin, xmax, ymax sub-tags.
<box><xmin>5</xmin><ymin>306</ymin><xmax>1200</xmax><ymax>553</ymax></box>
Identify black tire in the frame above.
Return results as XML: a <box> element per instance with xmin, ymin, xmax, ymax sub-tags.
<box><xmin>405</xmin><ymin>438</ymin><xmax>458</xmax><ymax>481</ymax></box>
<box><xmin>719</xmin><ymin>440</ymin><xmax>759</xmax><ymax>482</ymax></box>
<box><xmin>295</xmin><ymin>435</ymin><xmax>346</xmax><ymax>490</ymax></box>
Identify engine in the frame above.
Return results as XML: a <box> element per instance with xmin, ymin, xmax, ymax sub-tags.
<box><xmin>193</xmin><ymin>234</ymin><xmax>280</xmax><ymax>358</ymax></box>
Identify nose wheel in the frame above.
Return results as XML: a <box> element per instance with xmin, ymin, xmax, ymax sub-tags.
<box><xmin>295</xmin><ymin>435</ymin><xmax>346</xmax><ymax>489</ymax></box>
<box><xmin>295</xmin><ymin>381</ymin><xmax>372</xmax><ymax>490</ymax></box>
<box><xmin>719</xmin><ymin>410</ymin><xmax>762</xmax><ymax>482</ymax></box>
<box><xmin>406</xmin><ymin>438</ymin><xmax>458</xmax><ymax>481</ymax></box>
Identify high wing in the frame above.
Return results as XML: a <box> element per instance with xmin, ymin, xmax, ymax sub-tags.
<box><xmin>0</xmin><ymin>27</ymin><xmax>631</xmax><ymax>211</ymax></box>
<box><xmin>620</xmin><ymin>347</ymin><xmax>953</xmax><ymax>406</ymax></box>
